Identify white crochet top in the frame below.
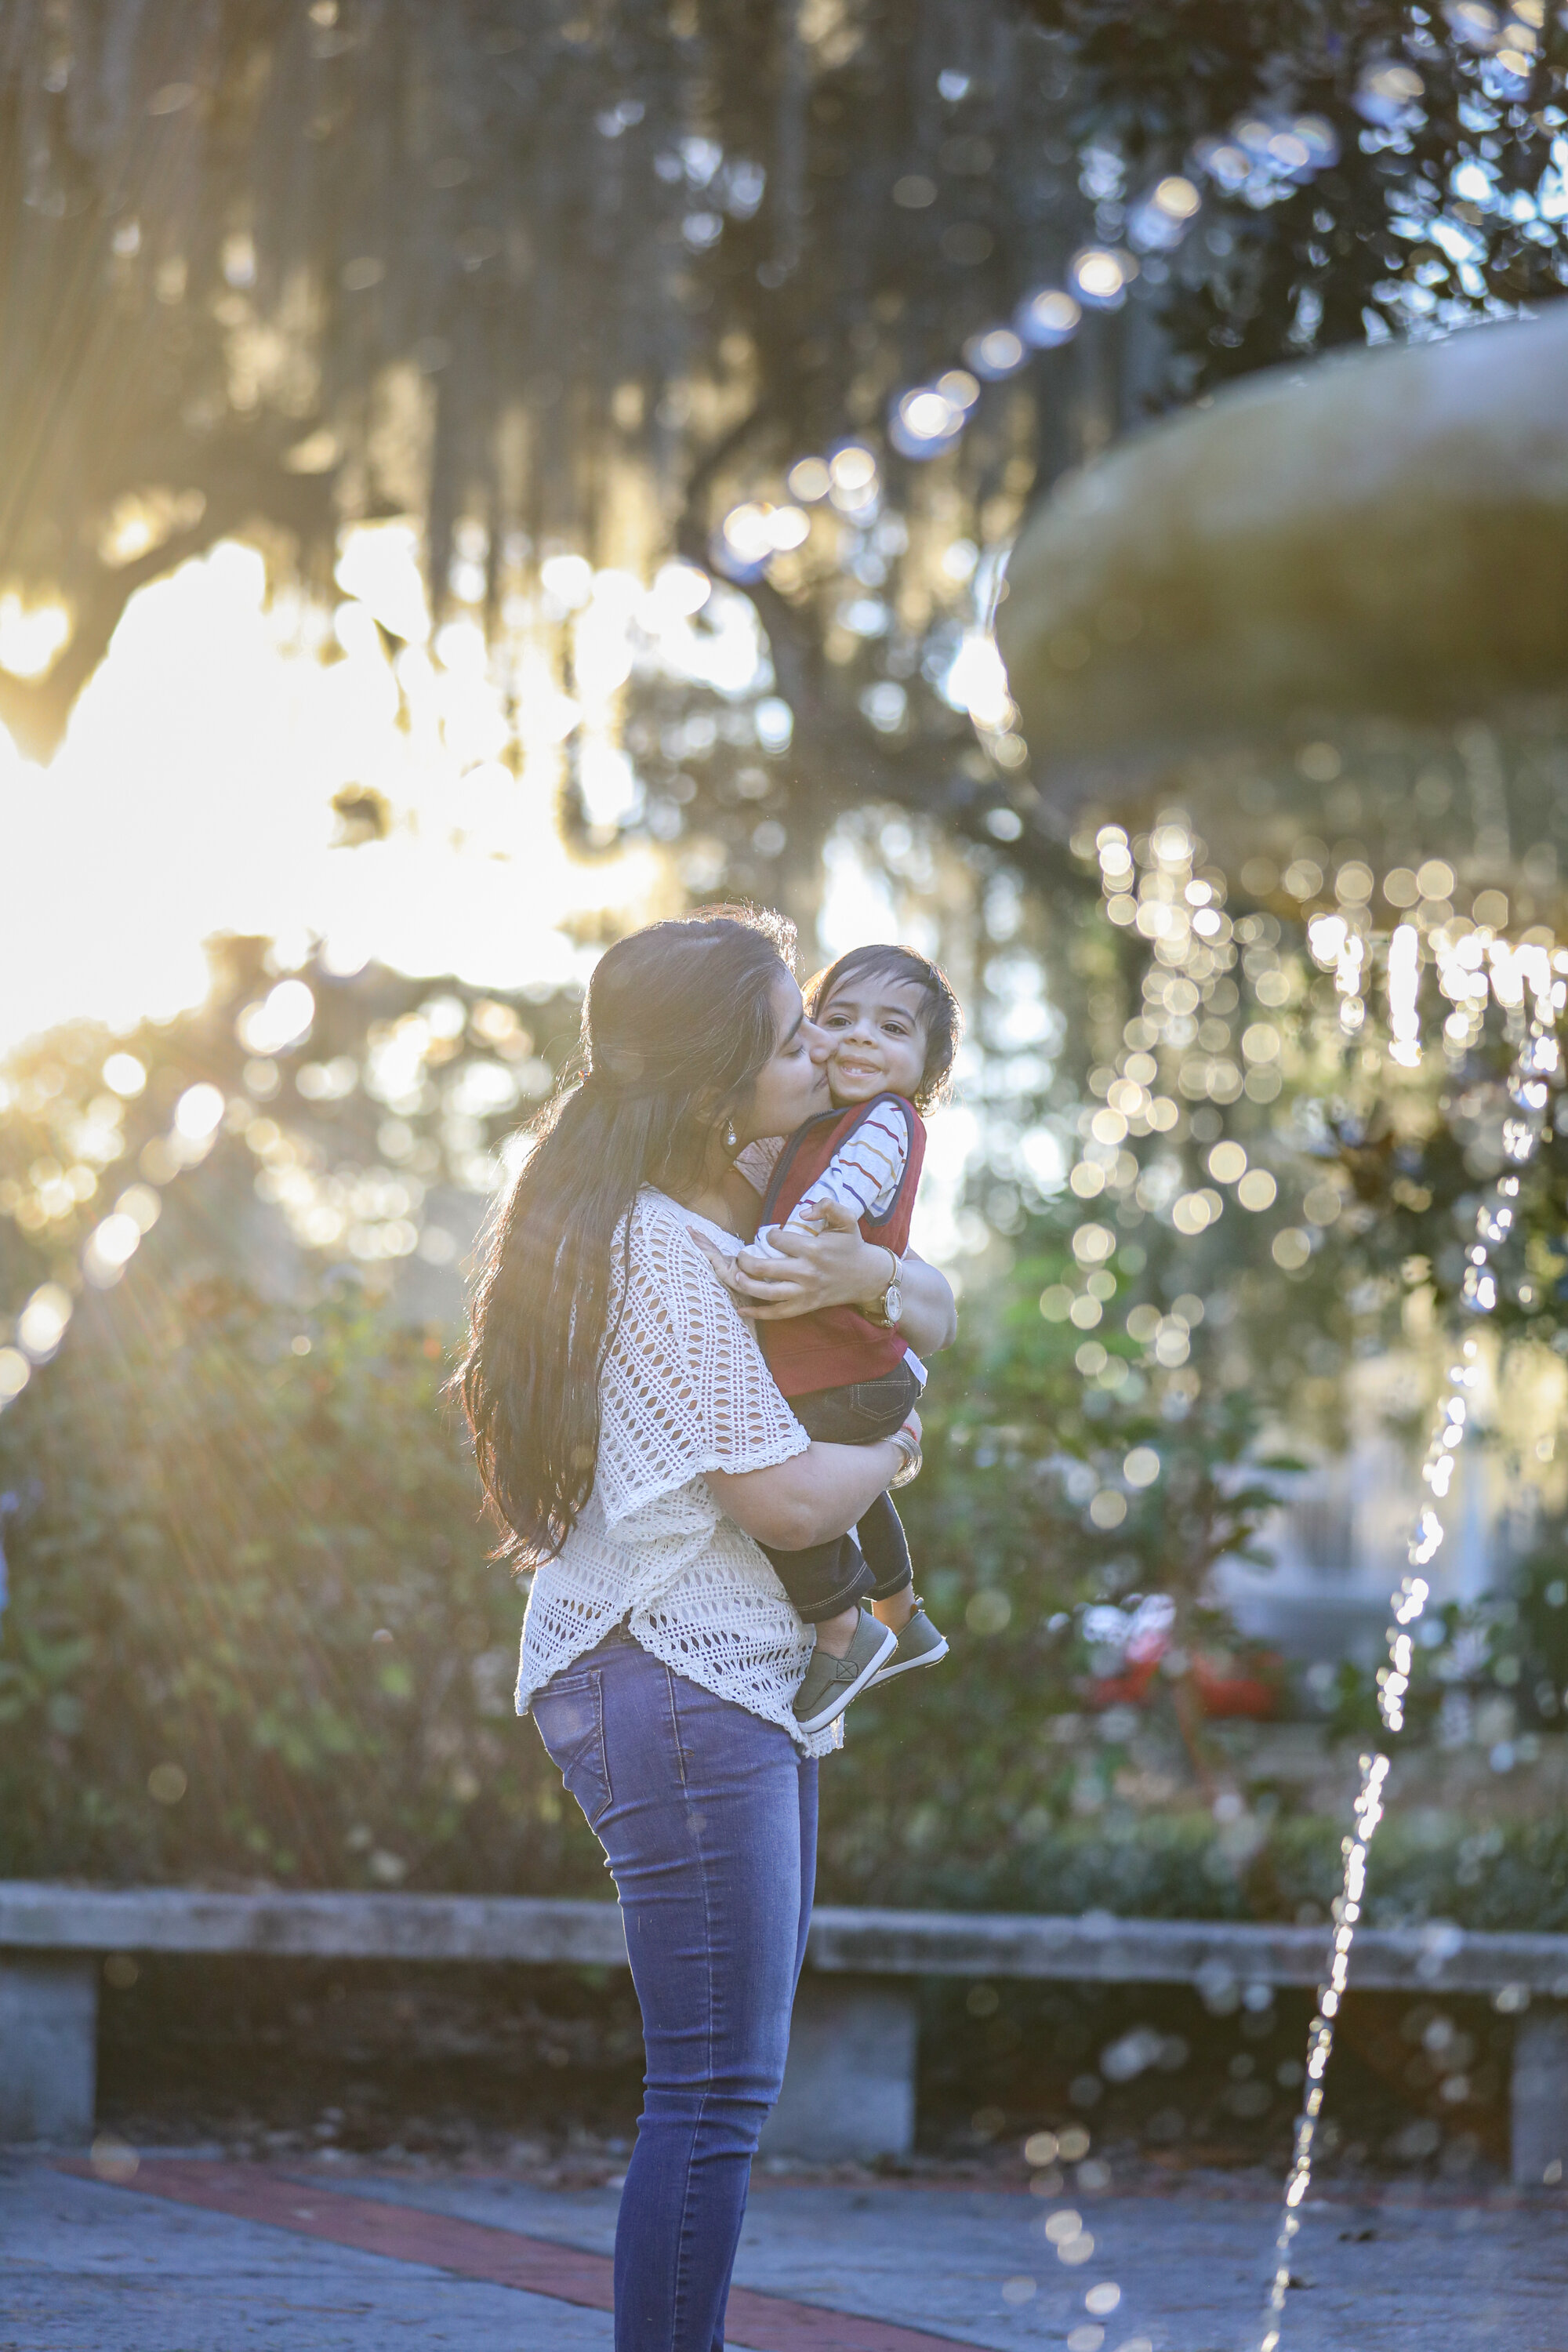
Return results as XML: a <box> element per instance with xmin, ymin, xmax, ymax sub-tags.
<box><xmin>514</xmin><ymin>1186</ymin><xmax>839</xmax><ymax>1756</ymax></box>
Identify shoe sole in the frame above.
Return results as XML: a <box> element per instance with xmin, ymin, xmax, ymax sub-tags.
<box><xmin>870</xmin><ymin>1634</ymin><xmax>949</xmax><ymax>1686</ymax></box>
<box><xmin>794</xmin><ymin>1622</ymin><xmax>898</xmax><ymax>1735</ymax></box>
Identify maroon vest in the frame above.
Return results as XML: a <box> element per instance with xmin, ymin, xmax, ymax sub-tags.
<box><xmin>757</xmin><ymin>1092</ymin><xmax>926</xmax><ymax>1399</ymax></box>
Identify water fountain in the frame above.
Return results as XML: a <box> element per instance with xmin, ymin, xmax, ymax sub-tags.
<box><xmin>997</xmin><ymin>303</ymin><xmax>1568</xmax><ymax>842</ymax></box>
<box><xmin>996</xmin><ymin>303</ymin><xmax>1568</xmax><ymax>2346</ymax></box>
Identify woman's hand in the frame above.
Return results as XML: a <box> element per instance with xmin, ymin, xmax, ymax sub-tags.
<box><xmin>695</xmin><ymin>1198</ymin><xmax>885</xmax><ymax>1319</ymax></box>
<box><xmin>890</xmin><ymin>1407</ymin><xmax>923</xmax><ymax>1489</ymax></box>
<box><xmin>887</xmin><ymin>1257</ymin><xmax>957</xmax><ymax>1356</ymax></box>
<box><xmin>695</xmin><ymin>1202</ymin><xmax>957</xmax><ymax>1354</ymax></box>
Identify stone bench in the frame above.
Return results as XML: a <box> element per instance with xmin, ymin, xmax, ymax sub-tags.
<box><xmin>4</xmin><ymin>1883</ymin><xmax>1566</xmax><ymax>2185</ymax></box>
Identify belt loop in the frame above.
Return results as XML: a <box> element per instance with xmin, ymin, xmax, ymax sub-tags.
<box><xmin>661</xmin><ymin>1662</ymin><xmax>689</xmax><ymax>1785</ymax></box>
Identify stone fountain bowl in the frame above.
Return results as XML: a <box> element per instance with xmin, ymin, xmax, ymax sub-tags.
<box><xmin>996</xmin><ymin>305</ymin><xmax>1568</xmax><ymax>918</ymax></box>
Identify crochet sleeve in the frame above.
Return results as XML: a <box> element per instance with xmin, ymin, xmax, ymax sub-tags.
<box><xmin>593</xmin><ymin>1196</ymin><xmax>808</xmax><ymax>1526</ymax></box>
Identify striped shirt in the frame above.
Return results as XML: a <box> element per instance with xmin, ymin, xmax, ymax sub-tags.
<box><xmin>733</xmin><ymin>1102</ymin><xmax>927</xmax><ymax>1385</ymax></box>
<box><xmin>741</xmin><ymin>1097</ymin><xmax>910</xmax><ymax>1252</ymax></box>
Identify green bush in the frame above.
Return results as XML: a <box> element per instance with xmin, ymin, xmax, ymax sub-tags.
<box><xmin>817</xmin><ymin>1806</ymin><xmax>1568</xmax><ymax>1932</ymax></box>
<box><xmin>815</xmin><ymin>1235</ymin><xmax>1300</xmax><ymax>1904</ymax></box>
<box><xmin>0</xmin><ymin>1275</ymin><xmax>604</xmax><ymax>1896</ymax></box>
<box><xmin>7</xmin><ymin>1269</ymin><xmax>1567</xmax><ymax>1933</ymax></box>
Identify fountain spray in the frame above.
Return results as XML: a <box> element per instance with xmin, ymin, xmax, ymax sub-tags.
<box><xmin>1256</xmin><ymin>934</ymin><xmax>1565</xmax><ymax>2350</ymax></box>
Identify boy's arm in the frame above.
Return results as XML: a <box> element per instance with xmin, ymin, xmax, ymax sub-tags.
<box><xmin>733</xmin><ymin>1137</ymin><xmax>783</xmax><ymax>1196</ymax></box>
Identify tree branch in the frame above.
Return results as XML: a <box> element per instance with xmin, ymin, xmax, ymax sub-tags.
<box><xmin>0</xmin><ymin>438</ymin><xmax>338</xmax><ymax>762</ymax></box>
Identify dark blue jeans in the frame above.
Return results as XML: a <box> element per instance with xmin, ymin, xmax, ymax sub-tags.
<box><xmin>530</xmin><ymin>1627</ymin><xmax>818</xmax><ymax>2351</ymax></box>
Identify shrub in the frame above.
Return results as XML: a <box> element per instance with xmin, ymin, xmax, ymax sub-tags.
<box><xmin>0</xmin><ymin>1274</ymin><xmax>603</xmax><ymax>1896</ymax></box>
<box><xmin>8</xmin><ymin>1269</ymin><xmax>1566</xmax><ymax>1934</ymax></box>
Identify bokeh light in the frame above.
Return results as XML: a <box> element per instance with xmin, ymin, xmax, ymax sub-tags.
<box><xmin>0</xmin><ymin>535</ymin><xmax>666</xmax><ymax>1057</ymax></box>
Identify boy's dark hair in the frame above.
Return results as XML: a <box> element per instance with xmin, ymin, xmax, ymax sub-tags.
<box><xmin>805</xmin><ymin>944</ymin><xmax>962</xmax><ymax>1112</ymax></box>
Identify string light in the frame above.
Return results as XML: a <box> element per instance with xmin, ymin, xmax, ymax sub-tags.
<box><xmin>1063</xmin><ymin>816</ymin><xmax>1255</xmax><ymax>1401</ymax></box>
<box><xmin>1072</xmin><ymin>808</ymin><xmax>1566</xmax><ymax>2343</ymax></box>
<box><xmin>875</xmin><ymin>82</ymin><xmax>1343</xmax><ymax>473</ymax></box>
<box><xmin>1069</xmin><ymin>818</ymin><xmax>1568</xmax><ymax>2347</ymax></box>
<box><xmin>1385</xmin><ymin>921</ymin><xmax>1423</xmax><ymax>1065</ymax></box>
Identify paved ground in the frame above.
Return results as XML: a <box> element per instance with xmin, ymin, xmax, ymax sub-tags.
<box><xmin>2</xmin><ymin>2151</ymin><xmax>1564</xmax><ymax>2351</ymax></box>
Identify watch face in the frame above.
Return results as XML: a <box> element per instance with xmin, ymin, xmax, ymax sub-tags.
<box><xmin>884</xmin><ymin>1280</ymin><xmax>902</xmax><ymax>1324</ymax></box>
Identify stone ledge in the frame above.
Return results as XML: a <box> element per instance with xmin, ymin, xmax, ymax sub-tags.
<box><xmin>5</xmin><ymin>1882</ymin><xmax>1568</xmax><ymax>1994</ymax></box>
<box><xmin>0</xmin><ymin>1886</ymin><xmax>630</xmax><ymax>1965</ymax></box>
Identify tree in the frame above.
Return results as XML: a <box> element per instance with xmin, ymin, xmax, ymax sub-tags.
<box><xmin>3</xmin><ymin>0</ymin><xmax>1561</xmax><ymax>894</ymax></box>
<box><xmin>1051</xmin><ymin>0</ymin><xmax>1568</xmax><ymax>375</ymax></box>
<box><xmin>7</xmin><ymin>1</ymin><xmax>1568</xmax><ymax>1730</ymax></box>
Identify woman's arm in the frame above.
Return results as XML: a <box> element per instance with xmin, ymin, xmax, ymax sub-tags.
<box><xmin>694</xmin><ymin>1200</ymin><xmax>957</xmax><ymax>1355</ymax></box>
<box><xmin>883</xmin><ymin>1252</ymin><xmax>957</xmax><ymax>1355</ymax></box>
<box><xmin>706</xmin><ymin>1416</ymin><xmax>919</xmax><ymax>1552</ymax></box>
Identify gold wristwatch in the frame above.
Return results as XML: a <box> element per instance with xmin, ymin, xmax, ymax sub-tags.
<box><xmin>862</xmin><ymin>1246</ymin><xmax>903</xmax><ymax>1329</ymax></box>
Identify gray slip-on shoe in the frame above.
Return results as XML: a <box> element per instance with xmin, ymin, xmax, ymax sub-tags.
<box><xmin>869</xmin><ymin>1603</ymin><xmax>949</xmax><ymax>1685</ymax></box>
<box><xmin>792</xmin><ymin>1609</ymin><xmax>898</xmax><ymax>1735</ymax></box>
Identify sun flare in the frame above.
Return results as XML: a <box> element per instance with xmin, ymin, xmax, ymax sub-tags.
<box><xmin>0</xmin><ymin>534</ymin><xmax>666</xmax><ymax>1058</ymax></box>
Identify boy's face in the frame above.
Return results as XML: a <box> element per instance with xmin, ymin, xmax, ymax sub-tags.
<box><xmin>816</xmin><ymin>973</ymin><xmax>930</xmax><ymax>1105</ymax></box>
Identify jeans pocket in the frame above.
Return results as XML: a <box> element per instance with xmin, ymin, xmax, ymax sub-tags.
<box><xmin>531</xmin><ymin>1671</ymin><xmax>613</xmax><ymax>1829</ymax></box>
<box><xmin>843</xmin><ymin>1382</ymin><xmax>913</xmax><ymax>1438</ymax></box>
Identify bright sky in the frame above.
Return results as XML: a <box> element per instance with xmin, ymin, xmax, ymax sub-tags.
<box><xmin>0</xmin><ymin>534</ymin><xmax>684</xmax><ymax>1054</ymax></box>
<box><xmin>0</xmin><ymin>517</ymin><xmax>1000</xmax><ymax>1062</ymax></box>
<box><xmin>0</xmin><ymin>530</ymin><xmax>989</xmax><ymax>1267</ymax></box>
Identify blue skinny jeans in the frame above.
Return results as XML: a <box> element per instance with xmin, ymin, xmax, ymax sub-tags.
<box><xmin>529</xmin><ymin>1625</ymin><xmax>818</xmax><ymax>2351</ymax></box>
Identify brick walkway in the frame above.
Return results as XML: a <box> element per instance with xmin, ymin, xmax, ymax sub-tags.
<box><xmin>2</xmin><ymin>2152</ymin><xmax>1563</xmax><ymax>2350</ymax></box>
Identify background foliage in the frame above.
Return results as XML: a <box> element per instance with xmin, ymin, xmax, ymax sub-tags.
<box><xmin>7</xmin><ymin>1231</ymin><xmax>1566</xmax><ymax>1932</ymax></box>
<box><xmin>6</xmin><ymin>2</ymin><xmax>1568</xmax><ymax>1933</ymax></box>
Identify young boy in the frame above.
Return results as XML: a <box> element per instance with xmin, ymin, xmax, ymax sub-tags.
<box><xmin>728</xmin><ymin>944</ymin><xmax>961</xmax><ymax>1735</ymax></box>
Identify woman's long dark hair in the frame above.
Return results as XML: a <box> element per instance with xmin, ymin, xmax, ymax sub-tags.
<box><xmin>456</xmin><ymin>906</ymin><xmax>795</xmax><ymax>1565</ymax></box>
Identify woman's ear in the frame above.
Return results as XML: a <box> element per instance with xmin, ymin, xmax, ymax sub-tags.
<box><xmin>689</xmin><ymin>1084</ymin><xmax>741</xmax><ymax>1159</ymax></box>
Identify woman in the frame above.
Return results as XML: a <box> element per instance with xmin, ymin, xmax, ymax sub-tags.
<box><xmin>458</xmin><ymin>906</ymin><xmax>954</xmax><ymax>2350</ymax></box>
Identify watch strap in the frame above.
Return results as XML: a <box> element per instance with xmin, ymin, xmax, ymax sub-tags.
<box><xmin>863</xmin><ymin>1246</ymin><xmax>902</xmax><ymax>1327</ymax></box>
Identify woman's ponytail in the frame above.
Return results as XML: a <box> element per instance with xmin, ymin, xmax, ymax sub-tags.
<box><xmin>456</xmin><ymin>908</ymin><xmax>793</xmax><ymax>1563</ymax></box>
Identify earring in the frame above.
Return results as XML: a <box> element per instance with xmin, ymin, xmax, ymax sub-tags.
<box><xmin>724</xmin><ymin>1118</ymin><xmax>739</xmax><ymax>1153</ymax></box>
